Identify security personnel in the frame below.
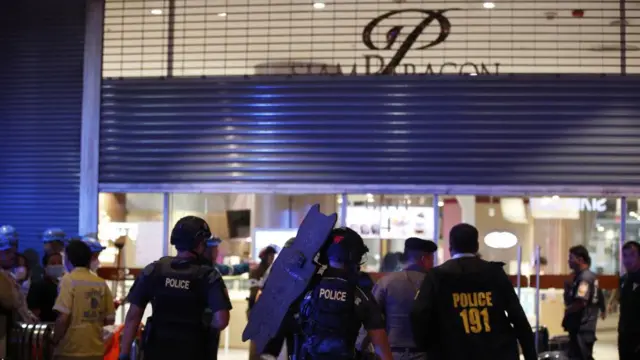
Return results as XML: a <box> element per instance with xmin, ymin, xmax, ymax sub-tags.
<box><xmin>562</xmin><ymin>245</ymin><xmax>600</xmax><ymax>360</ymax></box>
<box><xmin>296</xmin><ymin>227</ymin><xmax>393</xmax><ymax>360</ymax></box>
<box><xmin>42</xmin><ymin>228</ymin><xmax>66</xmax><ymax>256</ymax></box>
<box><xmin>80</xmin><ymin>235</ymin><xmax>106</xmax><ymax>273</ymax></box>
<box><xmin>374</xmin><ymin>237</ymin><xmax>436</xmax><ymax>360</ymax></box>
<box><xmin>0</xmin><ymin>225</ymin><xmax>19</xmax><ymax>254</ymax></box>
<box><xmin>204</xmin><ymin>236</ymin><xmax>252</xmax><ymax>276</ymax></box>
<box><xmin>118</xmin><ymin>216</ymin><xmax>232</xmax><ymax>360</ymax></box>
<box><xmin>617</xmin><ymin>241</ymin><xmax>640</xmax><ymax>360</ymax></box>
<box><xmin>0</xmin><ymin>234</ymin><xmax>38</xmax><ymax>323</ymax></box>
<box><xmin>411</xmin><ymin>223</ymin><xmax>537</xmax><ymax>360</ymax></box>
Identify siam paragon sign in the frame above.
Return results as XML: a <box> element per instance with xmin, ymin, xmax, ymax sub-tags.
<box><xmin>289</xmin><ymin>9</ymin><xmax>501</xmax><ymax>76</ymax></box>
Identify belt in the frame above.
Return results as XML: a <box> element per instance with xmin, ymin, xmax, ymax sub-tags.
<box><xmin>390</xmin><ymin>347</ymin><xmax>423</xmax><ymax>353</ymax></box>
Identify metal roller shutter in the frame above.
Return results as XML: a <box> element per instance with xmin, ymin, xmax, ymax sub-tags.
<box><xmin>100</xmin><ymin>75</ymin><xmax>640</xmax><ymax>191</ymax></box>
<box><xmin>0</xmin><ymin>0</ymin><xmax>85</xmax><ymax>252</ymax></box>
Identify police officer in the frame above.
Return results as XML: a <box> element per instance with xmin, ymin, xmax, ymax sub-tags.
<box><xmin>118</xmin><ymin>216</ymin><xmax>232</xmax><ymax>360</ymax></box>
<box><xmin>411</xmin><ymin>223</ymin><xmax>537</xmax><ymax>360</ymax></box>
<box><xmin>80</xmin><ymin>235</ymin><xmax>106</xmax><ymax>273</ymax></box>
<box><xmin>296</xmin><ymin>227</ymin><xmax>393</xmax><ymax>360</ymax></box>
<box><xmin>373</xmin><ymin>237</ymin><xmax>436</xmax><ymax>360</ymax></box>
<box><xmin>204</xmin><ymin>236</ymin><xmax>252</xmax><ymax>276</ymax></box>
<box><xmin>617</xmin><ymin>241</ymin><xmax>640</xmax><ymax>360</ymax></box>
<box><xmin>562</xmin><ymin>245</ymin><xmax>600</xmax><ymax>360</ymax></box>
<box><xmin>0</xmin><ymin>225</ymin><xmax>19</xmax><ymax>254</ymax></box>
<box><xmin>42</xmin><ymin>228</ymin><xmax>66</xmax><ymax>256</ymax></box>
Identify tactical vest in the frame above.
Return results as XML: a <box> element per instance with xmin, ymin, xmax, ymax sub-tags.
<box><xmin>299</xmin><ymin>275</ymin><xmax>358</xmax><ymax>359</ymax></box>
<box><xmin>149</xmin><ymin>257</ymin><xmax>210</xmax><ymax>346</ymax></box>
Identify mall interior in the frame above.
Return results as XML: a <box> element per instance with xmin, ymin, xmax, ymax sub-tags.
<box><xmin>96</xmin><ymin>192</ymin><xmax>636</xmax><ymax>356</ymax></box>
<box><xmin>3</xmin><ymin>0</ymin><xmax>640</xmax><ymax>358</ymax></box>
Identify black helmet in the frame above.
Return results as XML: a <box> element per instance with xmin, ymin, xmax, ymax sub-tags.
<box><xmin>170</xmin><ymin>216</ymin><xmax>212</xmax><ymax>251</ymax></box>
<box><xmin>325</xmin><ymin>227</ymin><xmax>368</xmax><ymax>265</ymax></box>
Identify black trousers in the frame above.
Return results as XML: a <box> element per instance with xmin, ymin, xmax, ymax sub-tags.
<box><xmin>567</xmin><ymin>332</ymin><xmax>595</xmax><ymax>360</ymax></box>
<box><xmin>618</xmin><ymin>332</ymin><xmax>640</xmax><ymax>360</ymax></box>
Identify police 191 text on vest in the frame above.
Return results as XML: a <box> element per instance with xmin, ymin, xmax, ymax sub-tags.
<box><xmin>165</xmin><ymin>278</ymin><xmax>190</xmax><ymax>290</ymax></box>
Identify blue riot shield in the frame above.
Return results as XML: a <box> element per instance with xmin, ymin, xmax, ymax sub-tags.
<box><xmin>242</xmin><ymin>204</ymin><xmax>337</xmax><ymax>354</ymax></box>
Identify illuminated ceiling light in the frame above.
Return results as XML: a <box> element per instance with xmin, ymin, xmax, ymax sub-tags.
<box><xmin>469</xmin><ymin>72</ymin><xmax>478</xmax><ymax>76</ymax></box>
<box><xmin>217</xmin><ymin>12</ymin><xmax>227</xmax><ymax>17</ymax></box>
<box><xmin>438</xmin><ymin>201</ymin><xmax>444</xmax><ymax>207</ymax></box>
<box><xmin>484</xmin><ymin>231</ymin><xmax>518</xmax><ymax>249</ymax></box>
<box><xmin>313</xmin><ymin>2</ymin><xmax>326</xmax><ymax>9</ymax></box>
<box><xmin>483</xmin><ymin>2</ymin><xmax>495</xmax><ymax>9</ymax></box>
<box><xmin>150</xmin><ymin>9</ymin><xmax>163</xmax><ymax>15</ymax></box>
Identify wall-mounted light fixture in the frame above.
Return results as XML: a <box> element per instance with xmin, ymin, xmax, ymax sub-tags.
<box><xmin>484</xmin><ymin>231</ymin><xmax>518</xmax><ymax>249</ymax></box>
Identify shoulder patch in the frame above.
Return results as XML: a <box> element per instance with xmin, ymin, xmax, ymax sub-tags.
<box><xmin>577</xmin><ymin>281</ymin><xmax>590</xmax><ymax>297</ymax></box>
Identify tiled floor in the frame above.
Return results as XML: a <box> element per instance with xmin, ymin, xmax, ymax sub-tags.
<box><xmin>218</xmin><ymin>331</ymin><xmax>621</xmax><ymax>360</ymax></box>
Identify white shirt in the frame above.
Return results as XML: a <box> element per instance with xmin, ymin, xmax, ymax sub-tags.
<box><xmin>452</xmin><ymin>253</ymin><xmax>477</xmax><ymax>259</ymax></box>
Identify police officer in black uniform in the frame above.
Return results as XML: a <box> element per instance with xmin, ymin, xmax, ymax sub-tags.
<box><xmin>410</xmin><ymin>223</ymin><xmax>537</xmax><ymax>360</ymax></box>
<box><xmin>296</xmin><ymin>227</ymin><xmax>393</xmax><ymax>360</ymax></box>
<box><xmin>562</xmin><ymin>245</ymin><xmax>600</xmax><ymax>360</ymax></box>
<box><xmin>118</xmin><ymin>216</ymin><xmax>232</xmax><ymax>360</ymax></box>
<box><xmin>617</xmin><ymin>241</ymin><xmax>640</xmax><ymax>360</ymax></box>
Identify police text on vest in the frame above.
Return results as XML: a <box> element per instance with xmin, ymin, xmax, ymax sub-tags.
<box><xmin>319</xmin><ymin>288</ymin><xmax>347</xmax><ymax>301</ymax></box>
<box><xmin>165</xmin><ymin>278</ymin><xmax>190</xmax><ymax>290</ymax></box>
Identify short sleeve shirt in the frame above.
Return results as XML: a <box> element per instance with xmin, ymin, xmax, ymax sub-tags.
<box><xmin>53</xmin><ymin>267</ymin><xmax>115</xmax><ymax>357</ymax></box>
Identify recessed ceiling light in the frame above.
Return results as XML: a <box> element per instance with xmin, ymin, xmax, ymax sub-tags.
<box><xmin>217</xmin><ymin>12</ymin><xmax>227</xmax><ymax>17</ymax></box>
<box><xmin>150</xmin><ymin>9</ymin><xmax>163</xmax><ymax>15</ymax></box>
<box><xmin>313</xmin><ymin>2</ymin><xmax>326</xmax><ymax>9</ymax></box>
<box><xmin>483</xmin><ymin>2</ymin><xmax>495</xmax><ymax>9</ymax></box>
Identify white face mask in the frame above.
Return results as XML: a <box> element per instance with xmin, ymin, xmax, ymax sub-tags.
<box><xmin>45</xmin><ymin>265</ymin><xmax>65</xmax><ymax>279</ymax></box>
<box><xmin>90</xmin><ymin>259</ymin><xmax>100</xmax><ymax>272</ymax></box>
<box><xmin>13</xmin><ymin>266</ymin><xmax>27</xmax><ymax>281</ymax></box>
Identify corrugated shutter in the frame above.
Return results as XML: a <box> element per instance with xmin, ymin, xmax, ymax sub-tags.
<box><xmin>0</xmin><ymin>0</ymin><xmax>85</xmax><ymax>253</ymax></box>
<box><xmin>100</xmin><ymin>76</ymin><xmax>640</xmax><ymax>190</ymax></box>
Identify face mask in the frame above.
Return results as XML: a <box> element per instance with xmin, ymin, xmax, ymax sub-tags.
<box><xmin>46</xmin><ymin>265</ymin><xmax>65</xmax><ymax>279</ymax></box>
<box><xmin>90</xmin><ymin>259</ymin><xmax>100</xmax><ymax>272</ymax></box>
<box><xmin>13</xmin><ymin>266</ymin><xmax>27</xmax><ymax>281</ymax></box>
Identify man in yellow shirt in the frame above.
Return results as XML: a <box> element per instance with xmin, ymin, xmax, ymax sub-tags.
<box><xmin>52</xmin><ymin>240</ymin><xmax>115</xmax><ymax>360</ymax></box>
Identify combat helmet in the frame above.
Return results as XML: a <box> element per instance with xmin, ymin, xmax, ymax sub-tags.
<box><xmin>325</xmin><ymin>227</ymin><xmax>368</xmax><ymax>265</ymax></box>
<box><xmin>170</xmin><ymin>216</ymin><xmax>212</xmax><ymax>251</ymax></box>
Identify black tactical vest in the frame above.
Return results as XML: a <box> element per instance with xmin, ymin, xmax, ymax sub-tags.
<box><xmin>149</xmin><ymin>257</ymin><xmax>210</xmax><ymax>346</ymax></box>
<box><xmin>299</xmin><ymin>274</ymin><xmax>358</xmax><ymax>359</ymax></box>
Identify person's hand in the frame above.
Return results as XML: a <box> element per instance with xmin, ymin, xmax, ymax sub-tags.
<box><xmin>21</xmin><ymin>310</ymin><xmax>38</xmax><ymax>324</ymax></box>
<box><xmin>600</xmin><ymin>312</ymin><xmax>606</xmax><ymax>320</ymax></box>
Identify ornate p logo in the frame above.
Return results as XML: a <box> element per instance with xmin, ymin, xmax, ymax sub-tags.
<box><xmin>362</xmin><ymin>9</ymin><xmax>459</xmax><ymax>74</ymax></box>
